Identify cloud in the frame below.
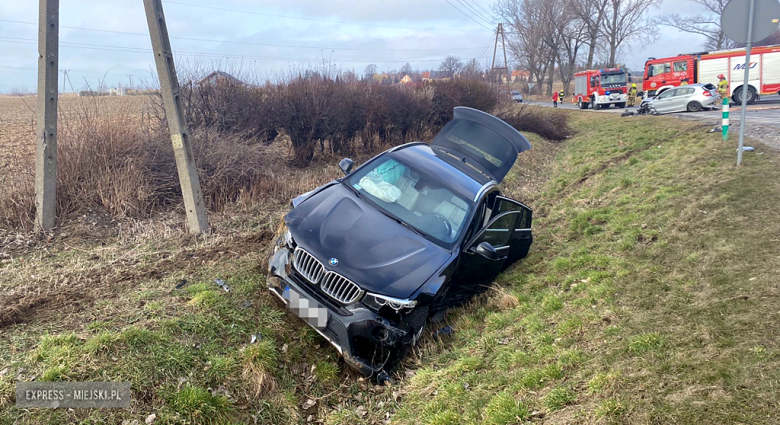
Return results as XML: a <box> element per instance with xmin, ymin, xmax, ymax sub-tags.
<box><xmin>0</xmin><ymin>0</ymin><xmax>723</xmax><ymax>92</ymax></box>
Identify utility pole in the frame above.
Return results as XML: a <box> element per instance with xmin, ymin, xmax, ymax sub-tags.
<box><xmin>143</xmin><ymin>0</ymin><xmax>208</xmax><ymax>233</ymax></box>
<box><xmin>491</xmin><ymin>23</ymin><xmax>510</xmax><ymax>97</ymax></box>
<box><xmin>126</xmin><ymin>74</ymin><xmax>133</xmax><ymax>91</ymax></box>
<box><xmin>35</xmin><ymin>0</ymin><xmax>59</xmax><ymax>231</ymax></box>
<box><xmin>59</xmin><ymin>69</ymin><xmax>70</xmax><ymax>93</ymax></box>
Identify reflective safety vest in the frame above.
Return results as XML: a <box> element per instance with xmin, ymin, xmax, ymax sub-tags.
<box><xmin>628</xmin><ymin>87</ymin><xmax>638</xmax><ymax>96</ymax></box>
<box><xmin>718</xmin><ymin>79</ymin><xmax>729</xmax><ymax>95</ymax></box>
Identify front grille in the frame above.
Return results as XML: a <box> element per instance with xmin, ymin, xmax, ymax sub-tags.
<box><xmin>320</xmin><ymin>271</ymin><xmax>364</xmax><ymax>304</ymax></box>
<box><xmin>292</xmin><ymin>247</ymin><xmax>325</xmax><ymax>284</ymax></box>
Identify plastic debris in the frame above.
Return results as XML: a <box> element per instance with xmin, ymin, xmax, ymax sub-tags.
<box><xmin>435</xmin><ymin>326</ymin><xmax>454</xmax><ymax>337</ymax></box>
<box><xmin>376</xmin><ymin>370</ymin><xmax>391</xmax><ymax>385</ymax></box>
<box><xmin>214</xmin><ymin>279</ymin><xmax>231</xmax><ymax>292</ymax></box>
<box><xmin>742</xmin><ymin>146</ymin><xmax>754</xmax><ymax>152</ymax></box>
<box><xmin>174</xmin><ymin>279</ymin><xmax>188</xmax><ymax>289</ymax></box>
<box><xmin>250</xmin><ymin>333</ymin><xmax>262</xmax><ymax>344</ymax></box>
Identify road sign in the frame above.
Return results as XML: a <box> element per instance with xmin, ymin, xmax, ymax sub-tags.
<box><xmin>527</xmin><ymin>82</ymin><xmax>534</xmax><ymax>93</ymax></box>
<box><xmin>720</xmin><ymin>0</ymin><xmax>780</xmax><ymax>165</ymax></box>
<box><xmin>721</xmin><ymin>0</ymin><xmax>780</xmax><ymax>43</ymax></box>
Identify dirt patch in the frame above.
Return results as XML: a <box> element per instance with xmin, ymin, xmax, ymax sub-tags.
<box><xmin>0</xmin><ymin>285</ymin><xmax>93</xmax><ymax>328</ymax></box>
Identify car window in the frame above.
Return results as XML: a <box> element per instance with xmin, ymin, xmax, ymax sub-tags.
<box><xmin>648</xmin><ymin>63</ymin><xmax>669</xmax><ymax>77</ymax></box>
<box><xmin>437</xmin><ymin>120</ymin><xmax>513</xmax><ymax>168</ymax></box>
<box><xmin>601</xmin><ymin>73</ymin><xmax>626</xmax><ymax>84</ymax></box>
<box><xmin>657</xmin><ymin>89</ymin><xmax>676</xmax><ymax>99</ymax></box>
<box><xmin>347</xmin><ymin>156</ymin><xmax>471</xmax><ymax>246</ymax></box>
<box><xmin>673</xmin><ymin>61</ymin><xmax>688</xmax><ymax>72</ymax></box>
<box><xmin>479</xmin><ymin>213</ymin><xmax>515</xmax><ymax>248</ymax></box>
<box><xmin>685</xmin><ymin>87</ymin><xmax>695</xmax><ymax>95</ymax></box>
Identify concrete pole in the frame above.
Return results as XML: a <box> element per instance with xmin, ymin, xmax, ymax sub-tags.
<box><xmin>143</xmin><ymin>0</ymin><xmax>208</xmax><ymax>233</ymax></box>
<box><xmin>35</xmin><ymin>0</ymin><xmax>59</xmax><ymax>231</ymax></box>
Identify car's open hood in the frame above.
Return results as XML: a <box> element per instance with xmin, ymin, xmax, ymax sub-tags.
<box><xmin>285</xmin><ymin>184</ymin><xmax>451</xmax><ymax>299</ymax></box>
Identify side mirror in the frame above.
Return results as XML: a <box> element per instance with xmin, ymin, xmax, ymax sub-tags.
<box><xmin>338</xmin><ymin>158</ymin><xmax>354</xmax><ymax>176</ymax></box>
<box><xmin>473</xmin><ymin>241</ymin><xmax>500</xmax><ymax>261</ymax></box>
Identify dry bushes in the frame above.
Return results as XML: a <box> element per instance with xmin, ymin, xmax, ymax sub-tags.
<box><xmin>496</xmin><ymin>105</ymin><xmax>572</xmax><ymax>142</ymax></box>
<box><xmin>0</xmin><ymin>76</ymin><xmax>515</xmax><ymax>231</ymax></box>
<box><xmin>181</xmin><ymin>75</ymin><xmax>503</xmax><ymax>165</ymax></box>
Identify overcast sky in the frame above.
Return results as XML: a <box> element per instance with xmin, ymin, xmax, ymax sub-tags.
<box><xmin>0</xmin><ymin>0</ymin><xmax>707</xmax><ymax>93</ymax></box>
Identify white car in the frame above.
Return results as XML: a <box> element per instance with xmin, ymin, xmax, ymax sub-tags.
<box><xmin>647</xmin><ymin>84</ymin><xmax>721</xmax><ymax>114</ymax></box>
<box><xmin>511</xmin><ymin>90</ymin><xmax>524</xmax><ymax>103</ymax></box>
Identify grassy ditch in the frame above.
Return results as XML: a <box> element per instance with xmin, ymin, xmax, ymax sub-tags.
<box><xmin>1</xmin><ymin>109</ymin><xmax>778</xmax><ymax>424</ymax></box>
<box><xmin>389</xmin><ymin>113</ymin><xmax>780</xmax><ymax>424</ymax></box>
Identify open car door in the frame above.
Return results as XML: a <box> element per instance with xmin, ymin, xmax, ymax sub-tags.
<box><xmin>490</xmin><ymin>196</ymin><xmax>533</xmax><ymax>265</ymax></box>
<box><xmin>431</xmin><ymin>107</ymin><xmax>531</xmax><ymax>183</ymax></box>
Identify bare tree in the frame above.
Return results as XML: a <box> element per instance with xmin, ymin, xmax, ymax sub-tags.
<box><xmin>364</xmin><ymin>64</ymin><xmax>377</xmax><ymax>80</ymax></box>
<box><xmin>495</xmin><ymin>0</ymin><xmax>554</xmax><ymax>95</ymax></box>
<box><xmin>569</xmin><ymin>0</ymin><xmax>610</xmax><ymax>68</ymax></box>
<box><xmin>438</xmin><ymin>55</ymin><xmax>464</xmax><ymax>78</ymax></box>
<box><xmin>399</xmin><ymin>63</ymin><xmax>413</xmax><ymax>75</ymax></box>
<box><xmin>557</xmin><ymin>5</ymin><xmax>588</xmax><ymax>94</ymax></box>
<box><xmin>655</xmin><ymin>0</ymin><xmax>736</xmax><ymax>50</ymax></box>
<box><xmin>600</xmin><ymin>0</ymin><xmax>661</xmax><ymax>67</ymax></box>
<box><xmin>461</xmin><ymin>58</ymin><xmax>483</xmax><ymax>79</ymax></box>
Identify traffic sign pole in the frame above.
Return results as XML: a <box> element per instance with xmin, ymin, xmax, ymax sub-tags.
<box><xmin>722</xmin><ymin>98</ymin><xmax>729</xmax><ymax>141</ymax></box>
<box><xmin>736</xmin><ymin>0</ymin><xmax>755</xmax><ymax>166</ymax></box>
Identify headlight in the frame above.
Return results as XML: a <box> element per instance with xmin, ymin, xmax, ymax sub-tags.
<box><xmin>362</xmin><ymin>292</ymin><xmax>417</xmax><ymax>312</ymax></box>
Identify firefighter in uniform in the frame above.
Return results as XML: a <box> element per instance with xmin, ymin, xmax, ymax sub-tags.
<box><xmin>559</xmin><ymin>89</ymin><xmax>565</xmax><ymax>104</ymax></box>
<box><xmin>717</xmin><ymin>74</ymin><xmax>729</xmax><ymax>104</ymax></box>
<box><xmin>627</xmin><ymin>83</ymin><xmax>638</xmax><ymax>107</ymax></box>
<box><xmin>680</xmin><ymin>78</ymin><xmax>689</xmax><ymax>86</ymax></box>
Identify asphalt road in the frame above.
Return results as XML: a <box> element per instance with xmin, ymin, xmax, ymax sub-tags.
<box><xmin>525</xmin><ymin>94</ymin><xmax>780</xmax><ymax>150</ymax></box>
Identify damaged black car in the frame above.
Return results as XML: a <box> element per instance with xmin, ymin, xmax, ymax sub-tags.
<box><xmin>267</xmin><ymin>107</ymin><xmax>533</xmax><ymax>377</ymax></box>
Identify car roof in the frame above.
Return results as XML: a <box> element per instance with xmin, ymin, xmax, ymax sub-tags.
<box><xmin>390</xmin><ymin>143</ymin><xmax>490</xmax><ymax>201</ymax></box>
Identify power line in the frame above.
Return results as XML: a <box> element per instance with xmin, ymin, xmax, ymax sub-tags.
<box><xmin>464</xmin><ymin>0</ymin><xmax>497</xmax><ymax>24</ymax></box>
<box><xmin>163</xmin><ymin>1</ymin><xmax>489</xmax><ymax>33</ymax></box>
<box><xmin>0</xmin><ymin>19</ymin><xmax>487</xmax><ymax>53</ymax></box>
<box><xmin>454</xmin><ymin>0</ymin><xmax>495</xmax><ymax>27</ymax></box>
<box><xmin>443</xmin><ymin>0</ymin><xmax>493</xmax><ymax>31</ymax></box>
<box><xmin>0</xmin><ymin>38</ymin><xmax>489</xmax><ymax>64</ymax></box>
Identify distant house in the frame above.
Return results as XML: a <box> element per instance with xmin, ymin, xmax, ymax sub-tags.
<box><xmin>511</xmin><ymin>70</ymin><xmax>530</xmax><ymax>82</ymax></box>
<box><xmin>197</xmin><ymin>71</ymin><xmax>243</xmax><ymax>86</ymax></box>
<box><xmin>400</xmin><ymin>74</ymin><xmax>414</xmax><ymax>84</ymax></box>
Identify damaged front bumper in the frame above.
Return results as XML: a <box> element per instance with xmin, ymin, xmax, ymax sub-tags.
<box><xmin>267</xmin><ymin>245</ymin><xmax>410</xmax><ymax>377</ymax></box>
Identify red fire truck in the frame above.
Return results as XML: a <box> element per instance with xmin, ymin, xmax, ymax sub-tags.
<box><xmin>572</xmin><ymin>68</ymin><xmax>628</xmax><ymax>109</ymax></box>
<box><xmin>643</xmin><ymin>44</ymin><xmax>780</xmax><ymax>104</ymax></box>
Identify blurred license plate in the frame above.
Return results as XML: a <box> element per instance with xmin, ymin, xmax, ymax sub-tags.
<box><xmin>283</xmin><ymin>286</ymin><xmax>328</xmax><ymax>329</ymax></box>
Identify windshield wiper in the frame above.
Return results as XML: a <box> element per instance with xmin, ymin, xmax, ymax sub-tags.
<box><xmin>377</xmin><ymin>209</ymin><xmax>428</xmax><ymax>237</ymax></box>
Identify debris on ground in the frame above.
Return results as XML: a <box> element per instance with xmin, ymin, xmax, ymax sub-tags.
<box><xmin>302</xmin><ymin>399</ymin><xmax>316</xmax><ymax>409</ymax></box>
<box><xmin>742</xmin><ymin>146</ymin><xmax>755</xmax><ymax>152</ymax></box>
<box><xmin>174</xmin><ymin>279</ymin><xmax>188</xmax><ymax>289</ymax></box>
<box><xmin>214</xmin><ymin>278</ymin><xmax>231</xmax><ymax>292</ymax></box>
<box><xmin>435</xmin><ymin>326</ymin><xmax>454</xmax><ymax>337</ymax></box>
<box><xmin>376</xmin><ymin>370</ymin><xmax>392</xmax><ymax>385</ymax></box>
<box><xmin>250</xmin><ymin>333</ymin><xmax>262</xmax><ymax>344</ymax></box>
<box><xmin>241</xmin><ymin>300</ymin><xmax>252</xmax><ymax>308</ymax></box>
<box><xmin>144</xmin><ymin>413</ymin><xmax>156</xmax><ymax>424</ymax></box>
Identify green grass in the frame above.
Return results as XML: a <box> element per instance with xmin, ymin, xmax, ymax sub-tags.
<box><xmin>392</xmin><ymin>112</ymin><xmax>780</xmax><ymax>424</ymax></box>
<box><xmin>2</xmin><ymin>110</ymin><xmax>779</xmax><ymax>424</ymax></box>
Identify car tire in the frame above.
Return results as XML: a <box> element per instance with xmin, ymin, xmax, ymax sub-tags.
<box><xmin>616</xmin><ymin>102</ymin><xmax>626</xmax><ymax>108</ymax></box>
<box><xmin>732</xmin><ymin>86</ymin><xmax>757</xmax><ymax>105</ymax></box>
<box><xmin>376</xmin><ymin>305</ymin><xmax>430</xmax><ymax>376</ymax></box>
<box><xmin>686</xmin><ymin>101</ymin><xmax>702</xmax><ymax>112</ymax></box>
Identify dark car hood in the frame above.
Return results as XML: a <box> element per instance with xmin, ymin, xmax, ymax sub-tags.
<box><xmin>285</xmin><ymin>184</ymin><xmax>451</xmax><ymax>299</ymax></box>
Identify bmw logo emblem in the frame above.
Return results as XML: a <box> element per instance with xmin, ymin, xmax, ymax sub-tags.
<box><xmin>329</xmin><ymin>258</ymin><xmax>338</xmax><ymax>266</ymax></box>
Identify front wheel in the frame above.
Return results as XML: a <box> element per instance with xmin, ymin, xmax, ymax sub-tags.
<box><xmin>687</xmin><ymin>101</ymin><xmax>702</xmax><ymax>112</ymax></box>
